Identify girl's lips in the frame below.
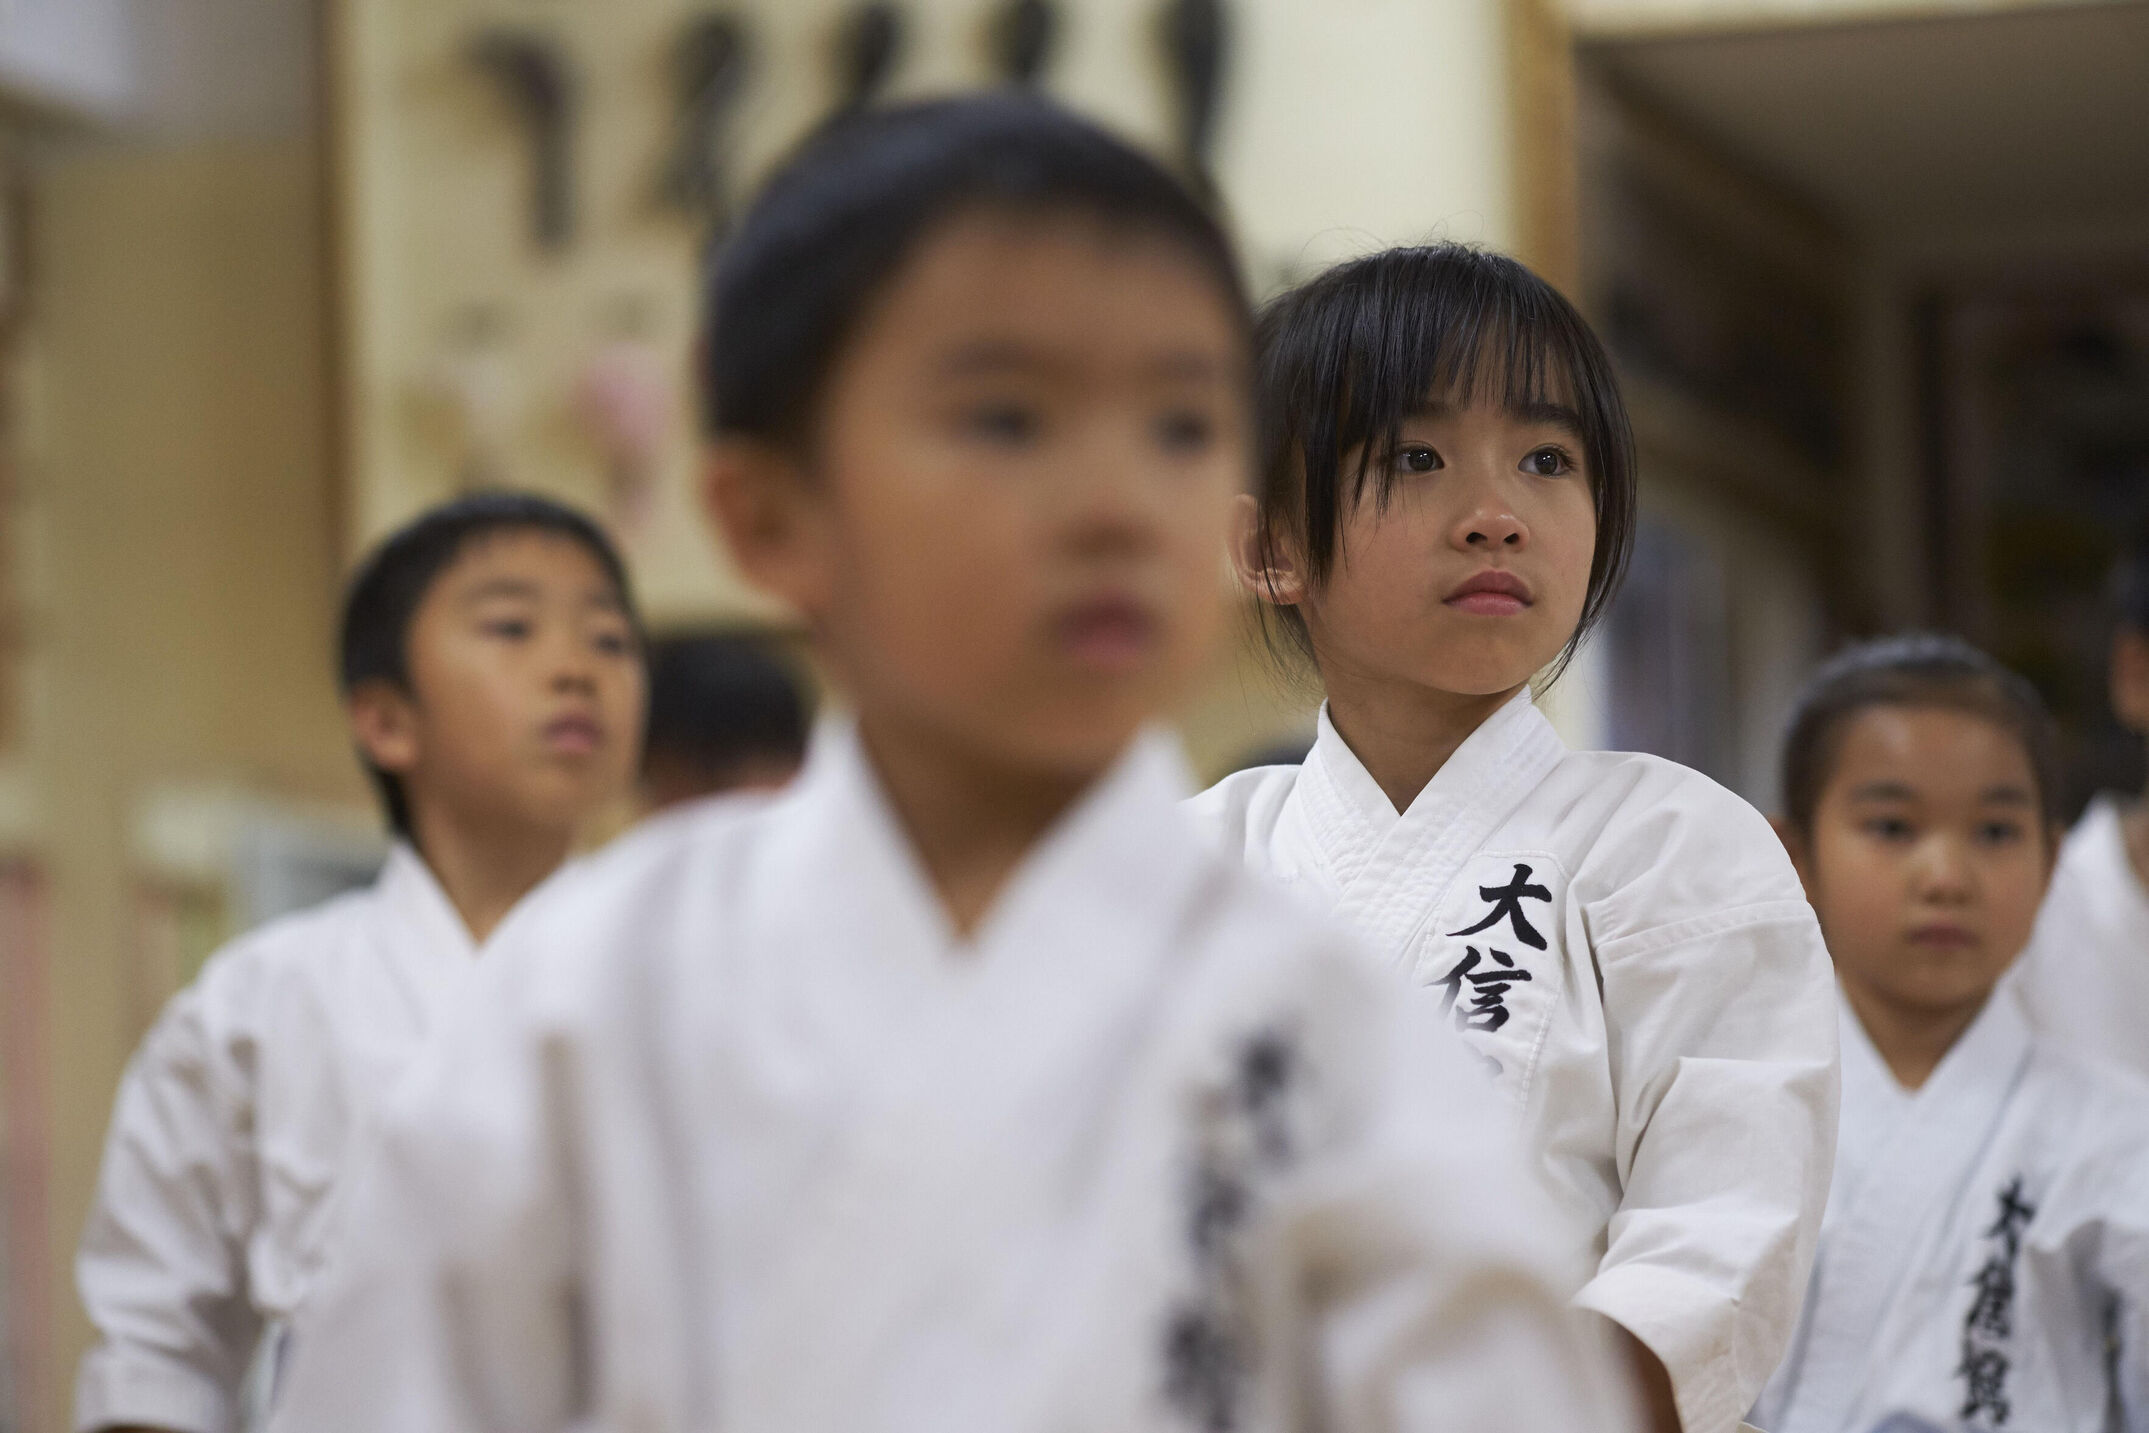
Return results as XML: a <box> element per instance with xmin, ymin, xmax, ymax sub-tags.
<box><xmin>1906</xmin><ymin>923</ymin><xmax>1977</xmax><ymax>948</ymax></box>
<box><xmin>1444</xmin><ymin>569</ymin><xmax>1533</xmax><ymax>617</ymax></box>
<box><xmin>543</xmin><ymin>714</ymin><xmax>606</xmax><ymax>756</ymax></box>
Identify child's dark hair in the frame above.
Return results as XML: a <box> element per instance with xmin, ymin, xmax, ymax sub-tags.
<box><xmin>642</xmin><ymin>630</ymin><xmax>811</xmax><ymax>785</ymax></box>
<box><xmin>1779</xmin><ymin>633</ymin><xmax>2061</xmax><ymax>837</ymax></box>
<box><xmin>2115</xmin><ymin>521</ymin><xmax>2149</xmax><ymax>635</ymax></box>
<box><xmin>338</xmin><ymin>491</ymin><xmax>640</xmax><ymax>837</ymax></box>
<box><xmin>1250</xmin><ymin>243</ymin><xmax>1636</xmax><ymax>678</ymax></box>
<box><xmin>702</xmin><ymin>93</ymin><xmax>1251</xmax><ymax>448</ymax></box>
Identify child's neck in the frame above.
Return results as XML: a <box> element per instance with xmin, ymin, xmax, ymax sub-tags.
<box><xmin>1841</xmin><ymin>978</ymin><xmax>1991</xmax><ymax>1092</ymax></box>
<box><xmin>407</xmin><ymin>802</ymin><xmax>574</xmax><ymax>945</ymax></box>
<box><xmin>1323</xmin><ymin>671</ymin><xmax>1528</xmax><ymax>815</ymax></box>
<box><xmin>857</xmin><ymin>709</ymin><xmax>1098</xmax><ymax>942</ymax></box>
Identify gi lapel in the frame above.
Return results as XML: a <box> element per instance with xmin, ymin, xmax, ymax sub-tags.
<box><xmin>1299</xmin><ymin>689</ymin><xmax>1564</xmax><ymax>957</ymax></box>
<box><xmin>729</xmin><ymin>724</ymin><xmax>1216</xmax><ymax>1424</ymax></box>
<box><xmin>1780</xmin><ymin>995</ymin><xmax>2032</xmax><ymax>1433</ymax></box>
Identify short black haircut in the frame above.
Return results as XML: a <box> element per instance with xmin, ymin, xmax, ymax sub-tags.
<box><xmin>1249</xmin><ymin>243</ymin><xmax>1636</xmax><ymax>679</ymax></box>
<box><xmin>338</xmin><ymin>491</ymin><xmax>639</xmax><ymax>837</ymax></box>
<box><xmin>642</xmin><ymin>630</ymin><xmax>810</xmax><ymax>785</ymax></box>
<box><xmin>2116</xmin><ymin>521</ymin><xmax>2149</xmax><ymax>635</ymax></box>
<box><xmin>701</xmin><ymin>92</ymin><xmax>1251</xmax><ymax>448</ymax></box>
<box><xmin>1779</xmin><ymin>633</ymin><xmax>2061</xmax><ymax>838</ymax></box>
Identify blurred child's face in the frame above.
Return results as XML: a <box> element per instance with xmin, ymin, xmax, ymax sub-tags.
<box><xmin>354</xmin><ymin>530</ymin><xmax>645</xmax><ymax>841</ymax></box>
<box><xmin>1296</xmin><ymin>394</ymin><xmax>1596</xmax><ymax>700</ymax></box>
<box><xmin>714</xmin><ymin>211</ymin><xmax>1249</xmax><ymax>777</ymax></box>
<box><xmin>1792</xmin><ymin>705</ymin><xmax>2054</xmax><ymax>1024</ymax></box>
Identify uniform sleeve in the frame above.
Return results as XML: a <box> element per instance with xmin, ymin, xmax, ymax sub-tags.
<box><xmin>267</xmin><ymin>970</ymin><xmax>583</xmax><ymax>1433</ymax></box>
<box><xmin>1255</xmin><ymin>959</ymin><xmax>1640</xmax><ymax>1433</ymax></box>
<box><xmin>1577</xmin><ymin>788</ymin><xmax>1841</xmax><ymax>1433</ymax></box>
<box><xmin>2082</xmin><ymin>1130</ymin><xmax>2149</xmax><ymax>1431</ymax></box>
<box><xmin>73</xmin><ymin>971</ymin><xmax>265</xmax><ymax>1433</ymax></box>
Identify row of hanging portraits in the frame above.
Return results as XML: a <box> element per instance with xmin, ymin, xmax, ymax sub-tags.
<box><xmin>467</xmin><ymin>0</ymin><xmax>1231</xmax><ymax>253</ymax></box>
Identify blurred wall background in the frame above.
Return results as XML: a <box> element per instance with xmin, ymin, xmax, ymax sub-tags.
<box><xmin>0</xmin><ymin>1</ymin><xmax>2143</xmax><ymax>1430</ymax></box>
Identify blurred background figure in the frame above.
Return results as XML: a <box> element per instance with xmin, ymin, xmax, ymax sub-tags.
<box><xmin>0</xmin><ymin>1</ymin><xmax>2142</xmax><ymax>1430</ymax></box>
<box><xmin>639</xmin><ymin>630</ymin><xmax>811</xmax><ymax>812</ymax></box>
<box><xmin>2009</xmin><ymin>526</ymin><xmax>2149</xmax><ymax>1079</ymax></box>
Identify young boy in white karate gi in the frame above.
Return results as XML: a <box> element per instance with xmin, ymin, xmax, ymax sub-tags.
<box><xmin>1752</xmin><ymin>634</ymin><xmax>2149</xmax><ymax>1433</ymax></box>
<box><xmin>1189</xmin><ymin>244</ymin><xmax>1840</xmax><ymax>1433</ymax></box>
<box><xmin>2008</xmin><ymin>526</ymin><xmax>2149</xmax><ymax>1078</ymax></box>
<box><xmin>269</xmin><ymin>97</ymin><xmax>1637</xmax><ymax>1433</ymax></box>
<box><xmin>72</xmin><ymin>494</ymin><xmax>646</xmax><ymax>1433</ymax></box>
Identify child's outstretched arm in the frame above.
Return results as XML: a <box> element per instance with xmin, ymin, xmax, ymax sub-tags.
<box><xmin>1576</xmin><ymin>785</ymin><xmax>1840</xmax><ymax>1433</ymax></box>
<box><xmin>75</xmin><ymin>968</ymin><xmax>267</xmax><ymax>1433</ymax></box>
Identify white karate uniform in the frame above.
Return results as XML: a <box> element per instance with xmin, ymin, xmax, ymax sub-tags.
<box><xmin>271</xmin><ymin>721</ymin><xmax>1635</xmax><ymax>1433</ymax></box>
<box><xmin>1188</xmin><ymin>691</ymin><xmax>1840</xmax><ymax>1433</ymax></box>
<box><xmin>1751</xmin><ymin>992</ymin><xmax>2149</xmax><ymax>1433</ymax></box>
<box><xmin>2008</xmin><ymin>794</ymin><xmax>2149</xmax><ymax>1081</ymax></box>
<box><xmin>74</xmin><ymin>844</ymin><xmax>509</xmax><ymax>1433</ymax></box>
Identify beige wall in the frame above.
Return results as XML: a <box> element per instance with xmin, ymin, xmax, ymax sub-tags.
<box><xmin>19</xmin><ymin>136</ymin><xmax>358</xmax><ymax>1433</ymax></box>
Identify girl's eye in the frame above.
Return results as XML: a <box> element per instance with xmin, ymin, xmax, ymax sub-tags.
<box><xmin>1862</xmin><ymin>816</ymin><xmax>1915</xmax><ymax>842</ymax></box>
<box><xmin>1155</xmin><ymin>408</ymin><xmax>1215</xmax><ymax>455</ymax></box>
<box><xmin>592</xmin><ymin>629</ymin><xmax>634</xmax><ymax>657</ymax></box>
<box><xmin>961</xmin><ymin>402</ymin><xmax>1042</xmax><ymax>446</ymax></box>
<box><xmin>1977</xmin><ymin>820</ymin><xmax>2025</xmax><ymax>846</ymax></box>
<box><xmin>483</xmin><ymin>618</ymin><xmax>533</xmax><ymax>641</ymax></box>
<box><xmin>1522</xmin><ymin>446</ymin><xmax>1575</xmax><ymax>477</ymax></box>
<box><xmin>1391</xmin><ymin>443</ymin><xmax>1440</xmax><ymax>475</ymax></box>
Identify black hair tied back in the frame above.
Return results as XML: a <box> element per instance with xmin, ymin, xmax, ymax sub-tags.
<box><xmin>1779</xmin><ymin>632</ymin><xmax>2062</xmax><ymax>837</ymax></box>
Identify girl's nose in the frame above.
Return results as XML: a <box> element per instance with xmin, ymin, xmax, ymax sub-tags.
<box><xmin>1911</xmin><ymin>835</ymin><xmax>1975</xmax><ymax>902</ymax></box>
<box><xmin>1451</xmin><ymin>490</ymin><xmax>1528</xmax><ymax>551</ymax></box>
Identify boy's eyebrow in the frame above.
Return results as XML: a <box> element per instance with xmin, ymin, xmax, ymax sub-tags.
<box><xmin>459</xmin><ymin>577</ymin><xmax>544</xmax><ymax>604</ymax></box>
<box><xmin>458</xmin><ymin>578</ymin><xmax>626</xmax><ymax>614</ymax></box>
<box><xmin>1977</xmin><ymin>786</ymin><xmax>2036</xmax><ymax>806</ymax></box>
<box><xmin>1144</xmin><ymin>350</ymin><xmax>1233</xmax><ymax>382</ymax></box>
<box><xmin>938</xmin><ymin>338</ymin><xmax>1058</xmax><ymax>377</ymax></box>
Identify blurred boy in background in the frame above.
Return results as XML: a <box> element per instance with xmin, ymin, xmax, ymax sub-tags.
<box><xmin>73</xmin><ymin>493</ymin><xmax>644</xmax><ymax>1433</ymax></box>
<box><xmin>2010</xmin><ymin>525</ymin><xmax>2149</xmax><ymax>1079</ymax></box>
<box><xmin>639</xmin><ymin>630</ymin><xmax>810</xmax><ymax>813</ymax></box>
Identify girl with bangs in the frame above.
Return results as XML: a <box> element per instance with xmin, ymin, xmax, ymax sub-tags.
<box><xmin>1189</xmin><ymin>243</ymin><xmax>1840</xmax><ymax>1433</ymax></box>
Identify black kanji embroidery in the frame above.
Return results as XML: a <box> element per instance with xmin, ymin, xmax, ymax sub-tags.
<box><xmin>1447</xmin><ymin>863</ymin><xmax>1552</xmax><ymax>950</ymax></box>
<box><xmin>1434</xmin><ymin>946</ymin><xmax>1533</xmax><ymax>1034</ymax></box>
<box><xmin>1164</xmin><ymin>1027</ymin><xmax>1306</xmax><ymax>1432</ymax></box>
<box><xmin>1958</xmin><ymin>1176</ymin><xmax>2036</xmax><ymax>1428</ymax></box>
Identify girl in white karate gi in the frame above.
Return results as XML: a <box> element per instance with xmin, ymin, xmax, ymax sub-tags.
<box><xmin>268</xmin><ymin>98</ymin><xmax>1636</xmax><ymax>1433</ymax></box>
<box><xmin>73</xmin><ymin>494</ymin><xmax>647</xmax><ymax>1433</ymax></box>
<box><xmin>1189</xmin><ymin>244</ymin><xmax>1840</xmax><ymax>1433</ymax></box>
<box><xmin>1752</xmin><ymin>634</ymin><xmax>2149</xmax><ymax>1433</ymax></box>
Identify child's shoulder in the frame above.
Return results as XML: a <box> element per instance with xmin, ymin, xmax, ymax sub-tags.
<box><xmin>1183</xmin><ymin>760</ymin><xmax>1303</xmax><ymax>854</ymax></box>
<box><xmin>185</xmin><ymin>879</ymin><xmax>384</xmax><ymax>1002</ymax></box>
<box><xmin>1532</xmin><ymin>748</ymin><xmax>1808</xmax><ymax>925</ymax></box>
<box><xmin>2022</xmin><ymin>1041</ymin><xmax>2149</xmax><ymax>1214</ymax></box>
<box><xmin>477</xmin><ymin>790</ymin><xmax>785</xmax><ymax>1013</ymax></box>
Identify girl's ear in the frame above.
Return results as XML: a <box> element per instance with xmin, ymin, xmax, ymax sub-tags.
<box><xmin>703</xmin><ymin>439</ymin><xmax>831</xmax><ymax>618</ymax></box>
<box><xmin>347</xmin><ymin>679</ymin><xmax>421</xmax><ymax>777</ymax></box>
<box><xmin>1228</xmin><ymin>494</ymin><xmax>1306</xmax><ymax>608</ymax></box>
<box><xmin>1769</xmin><ymin>815</ymin><xmax>1815</xmax><ymax>897</ymax></box>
